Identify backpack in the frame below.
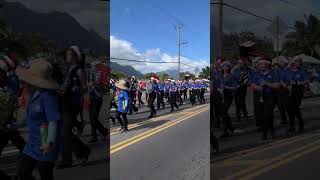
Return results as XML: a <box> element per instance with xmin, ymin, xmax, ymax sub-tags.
<box><xmin>0</xmin><ymin>91</ymin><xmax>18</xmax><ymax>128</ymax></box>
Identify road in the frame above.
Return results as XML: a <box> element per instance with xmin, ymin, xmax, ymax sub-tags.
<box><xmin>211</xmin><ymin>94</ymin><xmax>320</xmax><ymax>180</ymax></box>
<box><xmin>110</xmin><ymin>100</ymin><xmax>210</xmax><ymax>180</ymax></box>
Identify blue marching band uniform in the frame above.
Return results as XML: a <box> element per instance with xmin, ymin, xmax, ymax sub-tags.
<box><xmin>212</xmin><ymin>55</ymin><xmax>309</xmax><ymax>140</ymax></box>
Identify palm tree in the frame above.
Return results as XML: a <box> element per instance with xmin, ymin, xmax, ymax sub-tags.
<box><xmin>198</xmin><ymin>66</ymin><xmax>210</xmax><ymax>79</ymax></box>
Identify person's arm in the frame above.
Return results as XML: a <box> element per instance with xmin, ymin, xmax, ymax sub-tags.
<box><xmin>43</xmin><ymin>92</ymin><xmax>60</xmax><ymax>155</ymax></box>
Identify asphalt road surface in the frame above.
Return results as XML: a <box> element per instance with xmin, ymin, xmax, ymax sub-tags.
<box><xmin>111</xmin><ymin>101</ymin><xmax>210</xmax><ymax>180</ymax></box>
<box><xmin>211</xmin><ymin>95</ymin><xmax>320</xmax><ymax>180</ymax></box>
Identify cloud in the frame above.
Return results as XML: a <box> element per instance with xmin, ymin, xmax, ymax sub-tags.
<box><xmin>110</xmin><ymin>36</ymin><xmax>209</xmax><ymax>74</ymax></box>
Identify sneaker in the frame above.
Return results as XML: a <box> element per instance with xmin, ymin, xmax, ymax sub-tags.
<box><xmin>119</xmin><ymin>127</ymin><xmax>124</xmax><ymax>132</ymax></box>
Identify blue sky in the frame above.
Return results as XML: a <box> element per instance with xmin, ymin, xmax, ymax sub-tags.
<box><xmin>110</xmin><ymin>0</ymin><xmax>210</xmax><ymax>73</ymax></box>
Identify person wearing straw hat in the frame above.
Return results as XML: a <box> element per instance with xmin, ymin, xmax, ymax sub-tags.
<box><xmin>16</xmin><ymin>59</ymin><xmax>61</xmax><ymax>180</ymax></box>
<box><xmin>286</xmin><ymin>56</ymin><xmax>309</xmax><ymax>133</ymax></box>
<box><xmin>251</xmin><ymin>55</ymin><xmax>280</xmax><ymax>140</ymax></box>
<box><xmin>115</xmin><ymin>79</ymin><xmax>130</xmax><ymax>132</ymax></box>
<box><xmin>57</xmin><ymin>46</ymin><xmax>90</xmax><ymax>169</ymax></box>
<box><xmin>219</xmin><ymin>60</ymin><xmax>236</xmax><ymax>138</ymax></box>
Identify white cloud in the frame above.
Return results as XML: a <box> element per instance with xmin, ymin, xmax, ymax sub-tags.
<box><xmin>110</xmin><ymin>35</ymin><xmax>209</xmax><ymax>74</ymax></box>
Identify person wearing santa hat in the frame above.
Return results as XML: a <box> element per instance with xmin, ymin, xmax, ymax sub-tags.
<box><xmin>286</xmin><ymin>56</ymin><xmax>309</xmax><ymax>133</ymax></box>
<box><xmin>251</xmin><ymin>55</ymin><xmax>280</xmax><ymax>140</ymax></box>
<box><xmin>219</xmin><ymin>60</ymin><xmax>236</xmax><ymax>138</ymax></box>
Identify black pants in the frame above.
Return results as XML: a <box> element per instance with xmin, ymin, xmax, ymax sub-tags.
<box><xmin>110</xmin><ymin>101</ymin><xmax>118</xmax><ymax>124</ymax></box>
<box><xmin>261</xmin><ymin>93</ymin><xmax>277</xmax><ymax>138</ymax></box>
<box><xmin>116</xmin><ymin>111</ymin><xmax>128</xmax><ymax>129</ymax></box>
<box><xmin>277</xmin><ymin>87</ymin><xmax>289</xmax><ymax>123</ymax></box>
<box><xmin>18</xmin><ymin>154</ymin><xmax>55</xmax><ymax>180</ymax></box>
<box><xmin>190</xmin><ymin>90</ymin><xmax>196</xmax><ymax>106</ymax></box>
<box><xmin>197</xmin><ymin>89</ymin><xmax>201</xmax><ymax>102</ymax></box>
<box><xmin>222</xmin><ymin>91</ymin><xmax>234</xmax><ymax>134</ymax></box>
<box><xmin>138</xmin><ymin>91</ymin><xmax>144</xmax><ymax>106</ymax></box>
<box><xmin>170</xmin><ymin>91</ymin><xmax>178</xmax><ymax>111</ymax></box>
<box><xmin>183</xmin><ymin>89</ymin><xmax>188</xmax><ymax>100</ymax></box>
<box><xmin>213</xmin><ymin>90</ymin><xmax>223</xmax><ymax>128</ymax></box>
<box><xmin>129</xmin><ymin>94</ymin><xmax>138</xmax><ymax>114</ymax></box>
<box><xmin>253</xmin><ymin>91</ymin><xmax>261</xmax><ymax>127</ymax></box>
<box><xmin>148</xmin><ymin>92</ymin><xmax>156</xmax><ymax>116</ymax></box>
<box><xmin>61</xmin><ymin>105</ymin><xmax>90</xmax><ymax>163</ymax></box>
<box><xmin>157</xmin><ymin>90</ymin><xmax>165</xmax><ymax>109</ymax></box>
<box><xmin>89</xmin><ymin>99</ymin><xmax>107</xmax><ymax>139</ymax></box>
<box><xmin>0</xmin><ymin>129</ymin><xmax>25</xmax><ymax>156</ymax></box>
<box><xmin>200</xmin><ymin>89</ymin><xmax>205</xmax><ymax>103</ymax></box>
<box><xmin>288</xmin><ymin>86</ymin><xmax>304</xmax><ymax>130</ymax></box>
<box><xmin>165</xmin><ymin>91</ymin><xmax>170</xmax><ymax>102</ymax></box>
<box><xmin>178</xmin><ymin>90</ymin><xmax>183</xmax><ymax>105</ymax></box>
<box><xmin>235</xmin><ymin>86</ymin><xmax>248</xmax><ymax>121</ymax></box>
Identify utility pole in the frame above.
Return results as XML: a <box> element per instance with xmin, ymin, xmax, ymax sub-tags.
<box><xmin>176</xmin><ymin>24</ymin><xmax>187</xmax><ymax>80</ymax></box>
<box><xmin>218</xmin><ymin>0</ymin><xmax>223</xmax><ymax>58</ymax></box>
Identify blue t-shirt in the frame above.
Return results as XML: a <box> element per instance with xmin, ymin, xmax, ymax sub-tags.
<box><xmin>252</xmin><ymin>70</ymin><xmax>280</xmax><ymax>93</ymax></box>
<box><xmin>170</xmin><ymin>83</ymin><xmax>177</xmax><ymax>91</ymax></box>
<box><xmin>287</xmin><ymin>69</ymin><xmax>308</xmax><ymax>83</ymax></box>
<box><xmin>158</xmin><ymin>83</ymin><xmax>165</xmax><ymax>91</ymax></box>
<box><xmin>23</xmin><ymin>91</ymin><xmax>61</xmax><ymax>162</ymax></box>
<box><xmin>117</xmin><ymin>90</ymin><xmax>129</xmax><ymax>113</ymax></box>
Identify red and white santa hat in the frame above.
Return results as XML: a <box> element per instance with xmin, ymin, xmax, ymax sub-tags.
<box><xmin>220</xmin><ymin>60</ymin><xmax>232</xmax><ymax>68</ymax></box>
<box><xmin>256</xmin><ymin>55</ymin><xmax>272</xmax><ymax>65</ymax></box>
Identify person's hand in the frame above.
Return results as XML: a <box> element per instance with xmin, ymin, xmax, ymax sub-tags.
<box><xmin>43</xmin><ymin>143</ymin><xmax>54</xmax><ymax>155</ymax></box>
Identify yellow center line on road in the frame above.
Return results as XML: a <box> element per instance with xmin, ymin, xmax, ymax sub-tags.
<box><xmin>110</xmin><ymin>104</ymin><xmax>208</xmax><ymax>136</ymax></box>
<box><xmin>110</xmin><ymin>107</ymin><xmax>209</xmax><ymax>155</ymax></box>
<box><xmin>212</xmin><ymin>160</ymin><xmax>265</xmax><ymax>168</ymax></box>
<box><xmin>213</xmin><ymin>130</ymin><xmax>320</xmax><ymax>164</ymax></box>
<box><xmin>241</xmin><ymin>143</ymin><xmax>320</xmax><ymax>180</ymax></box>
<box><xmin>220</xmin><ymin>135</ymin><xmax>320</xmax><ymax>180</ymax></box>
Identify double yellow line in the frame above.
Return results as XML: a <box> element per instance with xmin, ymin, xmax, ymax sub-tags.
<box><xmin>110</xmin><ymin>106</ymin><xmax>209</xmax><ymax>155</ymax></box>
<box><xmin>217</xmin><ymin>132</ymin><xmax>320</xmax><ymax>180</ymax></box>
<box><xmin>110</xmin><ymin>104</ymin><xmax>207</xmax><ymax>135</ymax></box>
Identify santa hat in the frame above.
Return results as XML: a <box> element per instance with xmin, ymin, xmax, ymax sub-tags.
<box><xmin>256</xmin><ymin>55</ymin><xmax>272</xmax><ymax>65</ymax></box>
<box><xmin>220</xmin><ymin>60</ymin><xmax>232</xmax><ymax>68</ymax></box>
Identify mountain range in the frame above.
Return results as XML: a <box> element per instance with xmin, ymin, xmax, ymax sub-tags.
<box><xmin>0</xmin><ymin>1</ymin><xmax>109</xmax><ymax>54</ymax></box>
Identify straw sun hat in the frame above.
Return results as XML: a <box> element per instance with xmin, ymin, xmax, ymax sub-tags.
<box><xmin>16</xmin><ymin>59</ymin><xmax>59</xmax><ymax>90</ymax></box>
<box><xmin>116</xmin><ymin>79</ymin><xmax>129</xmax><ymax>90</ymax></box>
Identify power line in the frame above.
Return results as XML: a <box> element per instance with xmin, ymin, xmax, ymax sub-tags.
<box><xmin>110</xmin><ymin>57</ymin><xmax>178</xmax><ymax>64</ymax></box>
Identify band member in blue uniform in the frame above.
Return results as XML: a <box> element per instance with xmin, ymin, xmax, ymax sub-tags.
<box><xmin>252</xmin><ymin>56</ymin><xmax>280</xmax><ymax>140</ymax></box>
<box><xmin>232</xmin><ymin>59</ymin><xmax>251</xmax><ymax>122</ymax></box>
<box><xmin>277</xmin><ymin>57</ymin><xmax>291</xmax><ymax>125</ymax></box>
<box><xmin>177</xmin><ymin>80</ymin><xmax>184</xmax><ymax>105</ymax></box>
<box><xmin>164</xmin><ymin>79</ymin><xmax>170</xmax><ymax>103</ymax></box>
<box><xmin>189</xmin><ymin>79</ymin><xmax>197</xmax><ymax>106</ymax></box>
<box><xmin>219</xmin><ymin>60</ymin><xmax>236</xmax><ymax>138</ymax></box>
<box><xmin>147</xmin><ymin>77</ymin><xmax>157</xmax><ymax>118</ymax></box>
<box><xmin>213</xmin><ymin>61</ymin><xmax>223</xmax><ymax>128</ymax></box>
<box><xmin>286</xmin><ymin>56</ymin><xmax>309</xmax><ymax>133</ymax></box>
<box><xmin>156</xmin><ymin>79</ymin><xmax>165</xmax><ymax>109</ymax></box>
<box><xmin>199</xmin><ymin>80</ymin><xmax>206</xmax><ymax>104</ymax></box>
<box><xmin>170</xmin><ymin>80</ymin><xmax>179</xmax><ymax>111</ymax></box>
<box><xmin>182</xmin><ymin>79</ymin><xmax>188</xmax><ymax>100</ymax></box>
